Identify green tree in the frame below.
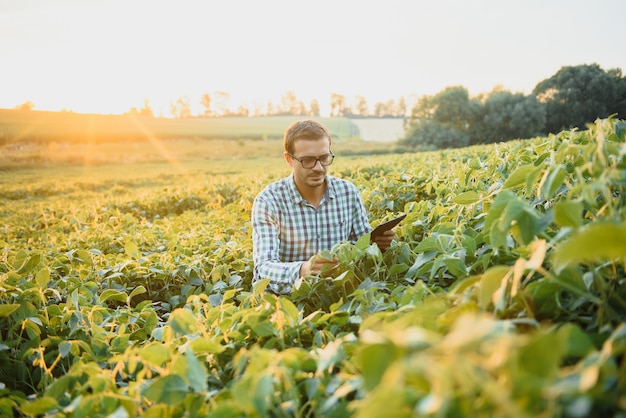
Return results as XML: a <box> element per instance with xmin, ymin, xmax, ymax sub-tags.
<box><xmin>608</xmin><ymin>67</ymin><xmax>626</xmax><ymax>118</ymax></box>
<box><xmin>470</xmin><ymin>88</ymin><xmax>546</xmax><ymax>145</ymax></box>
<box><xmin>408</xmin><ymin>95</ymin><xmax>435</xmax><ymax>120</ymax></box>
<box><xmin>399</xmin><ymin>119</ymin><xmax>469</xmax><ymax>150</ymax></box>
<box><xmin>407</xmin><ymin>86</ymin><xmax>478</xmax><ymax>130</ymax></box>
<box><xmin>533</xmin><ymin>63</ymin><xmax>621</xmax><ymax>133</ymax></box>
<box><xmin>431</xmin><ymin>86</ymin><xmax>479</xmax><ymax>131</ymax></box>
<box><xmin>404</xmin><ymin>86</ymin><xmax>478</xmax><ymax>149</ymax></box>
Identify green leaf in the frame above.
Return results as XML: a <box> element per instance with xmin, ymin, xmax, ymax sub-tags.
<box><xmin>519</xmin><ymin>331</ymin><xmax>561</xmax><ymax>378</ymax></box>
<box><xmin>514</xmin><ymin>206</ymin><xmax>540</xmax><ymax>245</ymax></box>
<box><xmin>478</xmin><ymin>266</ymin><xmax>510</xmax><ymax>310</ymax></box>
<box><xmin>140</xmin><ymin>342</ymin><xmax>172</xmax><ymax>366</ymax></box>
<box><xmin>124</xmin><ymin>241</ymin><xmax>139</xmax><ymax>257</ymax></box>
<box><xmin>18</xmin><ymin>253</ymin><xmax>43</xmax><ymax>274</ymax></box>
<box><xmin>444</xmin><ymin>258</ymin><xmax>467</xmax><ymax>279</ymax></box>
<box><xmin>128</xmin><ymin>285</ymin><xmax>147</xmax><ymax>300</ymax></box>
<box><xmin>554</xmin><ymin>200</ymin><xmax>584</xmax><ymax>228</ymax></box>
<box><xmin>75</xmin><ymin>249</ymin><xmax>93</xmax><ymax>266</ymax></box>
<box><xmin>252</xmin><ymin>322</ymin><xmax>276</xmax><ymax>337</ymax></box>
<box><xmin>189</xmin><ymin>337</ymin><xmax>226</xmax><ymax>354</ymax></box>
<box><xmin>223</xmin><ymin>288</ymin><xmax>240</xmax><ymax>302</ymax></box>
<box><xmin>469</xmin><ymin>157</ymin><xmax>483</xmax><ymax>169</ymax></box>
<box><xmin>356</xmin><ymin>232</ymin><xmax>371</xmax><ymax>250</ymax></box>
<box><xmin>0</xmin><ymin>304</ymin><xmax>20</xmax><ymax>317</ymax></box>
<box><xmin>541</xmin><ymin>165</ymin><xmax>566</xmax><ymax>200</ymax></box>
<box><xmin>253</xmin><ymin>374</ymin><xmax>273</xmax><ymax>412</ymax></box>
<box><xmin>556</xmin><ymin>323</ymin><xmax>595</xmax><ymax>358</ymax></box>
<box><xmin>184</xmin><ymin>347</ymin><xmax>208</xmax><ymax>393</ymax></box>
<box><xmin>525</xmin><ymin>165</ymin><xmax>543</xmax><ymax>195</ymax></box>
<box><xmin>22</xmin><ymin>317</ymin><xmax>42</xmax><ymax>337</ymax></box>
<box><xmin>404</xmin><ymin>251</ymin><xmax>436</xmax><ymax>280</ymax></box>
<box><xmin>142</xmin><ymin>375</ymin><xmax>188</xmax><ymax>405</ymax></box>
<box><xmin>44</xmin><ymin>374</ymin><xmax>74</xmax><ymax>400</ymax></box>
<box><xmin>280</xmin><ymin>297</ymin><xmax>300</xmax><ymax>322</ymax></box>
<box><xmin>252</xmin><ymin>278</ymin><xmax>270</xmax><ymax>296</ymax></box>
<box><xmin>452</xmin><ymin>191</ymin><xmax>480</xmax><ymax>205</ymax></box>
<box><xmin>553</xmin><ymin>222</ymin><xmax>626</xmax><ymax>273</ymax></box>
<box><xmin>502</xmin><ymin>165</ymin><xmax>535</xmax><ymax>190</ymax></box>
<box><xmin>485</xmin><ymin>191</ymin><xmax>539</xmax><ymax>247</ymax></box>
<box><xmin>98</xmin><ymin>289</ymin><xmax>127</xmax><ymax>304</ymax></box>
<box><xmin>168</xmin><ymin>308</ymin><xmax>198</xmax><ymax>335</ymax></box>
<box><xmin>19</xmin><ymin>396</ymin><xmax>58</xmax><ymax>415</ymax></box>
<box><xmin>415</xmin><ymin>237</ymin><xmax>441</xmax><ymax>252</ymax></box>
<box><xmin>484</xmin><ymin>191</ymin><xmax>515</xmax><ymax>248</ymax></box>
<box><xmin>35</xmin><ymin>268</ymin><xmax>50</xmax><ymax>288</ymax></box>
<box><xmin>354</xmin><ymin>342</ymin><xmax>395</xmax><ymax>391</ymax></box>
<box><xmin>58</xmin><ymin>341</ymin><xmax>72</xmax><ymax>358</ymax></box>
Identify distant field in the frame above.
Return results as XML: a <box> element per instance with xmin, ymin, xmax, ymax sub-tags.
<box><xmin>350</xmin><ymin>118</ymin><xmax>406</xmax><ymax>142</ymax></box>
<box><xmin>0</xmin><ymin>109</ymin><xmax>363</xmax><ymax>143</ymax></box>
<box><xmin>0</xmin><ymin>109</ymin><xmax>409</xmax><ymax>170</ymax></box>
<box><xmin>0</xmin><ymin>134</ymin><xmax>402</xmax><ymax>171</ymax></box>
<box><xmin>0</xmin><ymin>108</ymin><xmax>408</xmax><ymax>144</ymax></box>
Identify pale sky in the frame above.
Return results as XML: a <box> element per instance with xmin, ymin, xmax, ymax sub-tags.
<box><xmin>1</xmin><ymin>0</ymin><xmax>624</xmax><ymax>116</ymax></box>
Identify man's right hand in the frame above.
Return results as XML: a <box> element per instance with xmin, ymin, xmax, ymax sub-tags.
<box><xmin>300</xmin><ymin>254</ymin><xmax>339</xmax><ymax>277</ymax></box>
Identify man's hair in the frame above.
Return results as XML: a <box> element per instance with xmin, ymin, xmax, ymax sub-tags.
<box><xmin>283</xmin><ymin>120</ymin><xmax>332</xmax><ymax>154</ymax></box>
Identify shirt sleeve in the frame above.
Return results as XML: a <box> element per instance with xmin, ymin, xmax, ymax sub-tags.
<box><xmin>251</xmin><ymin>195</ymin><xmax>302</xmax><ymax>294</ymax></box>
<box><xmin>349</xmin><ymin>185</ymin><xmax>373</xmax><ymax>242</ymax></box>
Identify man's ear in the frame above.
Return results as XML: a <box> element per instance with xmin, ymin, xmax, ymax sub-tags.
<box><xmin>284</xmin><ymin>152</ymin><xmax>293</xmax><ymax>166</ymax></box>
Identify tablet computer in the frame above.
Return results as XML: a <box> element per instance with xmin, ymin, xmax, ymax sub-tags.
<box><xmin>370</xmin><ymin>213</ymin><xmax>406</xmax><ymax>240</ymax></box>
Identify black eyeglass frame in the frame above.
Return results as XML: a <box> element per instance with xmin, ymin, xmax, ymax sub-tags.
<box><xmin>287</xmin><ymin>152</ymin><xmax>335</xmax><ymax>169</ymax></box>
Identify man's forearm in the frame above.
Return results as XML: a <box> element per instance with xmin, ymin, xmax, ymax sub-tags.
<box><xmin>254</xmin><ymin>260</ymin><xmax>303</xmax><ymax>295</ymax></box>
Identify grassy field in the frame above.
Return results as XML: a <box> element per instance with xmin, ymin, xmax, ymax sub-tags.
<box><xmin>0</xmin><ymin>108</ymin><xmax>408</xmax><ymax>170</ymax></box>
<box><xmin>0</xmin><ymin>133</ymin><xmax>400</xmax><ymax>169</ymax></box>
<box><xmin>0</xmin><ymin>135</ymin><xmax>397</xmax><ymax>227</ymax></box>
<box><xmin>0</xmin><ymin>109</ymin><xmax>362</xmax><ymax>143</ymax></box>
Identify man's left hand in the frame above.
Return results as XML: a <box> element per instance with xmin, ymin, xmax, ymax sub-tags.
<box><xmin>372</xmin><ymin>229</ymin><xmax>395</xmax><ymax>252</ymax></box>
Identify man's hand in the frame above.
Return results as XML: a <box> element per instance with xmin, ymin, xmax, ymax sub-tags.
<box><xmin>372</xmin><ymin>229</ymin><xmax>395</xmax><ymax>252</ymax></box>
<box><xmin>300</xmin><ymin>253</ymin><xmax>339</xmax><ymax>277</ymax></box>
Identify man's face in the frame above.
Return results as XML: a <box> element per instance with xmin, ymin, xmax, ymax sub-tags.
<box><xmin>286</xmin><ymin>136</ymin><xmax>332</xmax><ymax>190</ymax></box>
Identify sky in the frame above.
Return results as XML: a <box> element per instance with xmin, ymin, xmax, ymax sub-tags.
<box><xmin>1</xmin><ymin>0</ymin><xmax>624</xmax><ymax>117</ymax></box>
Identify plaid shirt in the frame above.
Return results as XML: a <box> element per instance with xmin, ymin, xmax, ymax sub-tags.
<box><xmin>252</xmin><ymin>174</ymin><xmax>372</xmax><ymax>294</ymax></box>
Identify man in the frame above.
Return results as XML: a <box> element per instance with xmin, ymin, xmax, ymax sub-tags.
<box><xmin>251</xmin><ymin>119</ymin><xmax>395</xmax><ymax>295</ymax></box>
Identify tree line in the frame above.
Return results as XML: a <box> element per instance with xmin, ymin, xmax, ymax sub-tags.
<box><xmin>399</xmin><ymin>63</ymin><xmax>626</xmax><ymax>150</ymax></box>
<box><xmin>14</xmin><ymin>63</ymin><xmax>624</xmax><ymax>148</ymax></box>
<box><xmin>128</xmin><ymin>91</ymin><xmax>408</xmax><ymax>119</ymax></box>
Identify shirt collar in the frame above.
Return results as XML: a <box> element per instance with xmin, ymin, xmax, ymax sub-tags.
<box><xmin>287</xmin><ymin>174</ymin><xmax>336</xmax><ymax>205</ymax></box>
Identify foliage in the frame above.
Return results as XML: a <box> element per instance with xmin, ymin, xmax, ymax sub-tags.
<box><xmin>534</xmin><ymin>63</ymin><xmax>626</xmax><ymax>133</ymax></box>
<box><xmin>403</xmin><ymin>64</ymin><xmax>626</xmax><ymax>150</ymax></box>
<box><xmin>470</xmin><ymin>89</ymin><xmax>546</xmax><ymax>145</ymax></box>
<box><xmin>400</xmin><ymin>119</ymin><xmax>470</xmax><ymax>150</ymax></box>
<box><xmin>1</xmin><ymin>118</ymin><xmax>625</xmax><ymax>416</ymax></box>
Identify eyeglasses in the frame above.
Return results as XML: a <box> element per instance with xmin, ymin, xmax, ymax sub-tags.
<box><xmin>288</xmin><ymin>152</ymin><xmax>335</xmax><ymax>169</ymax></box>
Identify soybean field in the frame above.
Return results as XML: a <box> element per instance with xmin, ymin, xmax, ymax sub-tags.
<box><xmin>0</xmin><ymin>118</ymin><xmax>625</xmax><ymax>417</ymax></box>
